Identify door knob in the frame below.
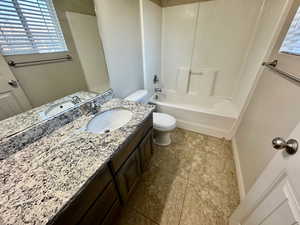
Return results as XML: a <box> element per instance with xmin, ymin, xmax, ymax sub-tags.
<box><xmin>272</xmin><ymin>137</ymin><xmax>298</xmax><ymax>155</ymax></box>
<box><xmin>8</xmin><ymin>80</ymin><xmax>18</xmax><ymax>88</ymax></box>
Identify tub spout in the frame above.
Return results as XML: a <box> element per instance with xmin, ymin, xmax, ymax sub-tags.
<box><xmin>155</xmin><ymin>88</ymin><xmax>162</xmax><ymax>93</ymax></box>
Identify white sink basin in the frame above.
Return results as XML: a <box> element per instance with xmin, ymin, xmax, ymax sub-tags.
<box><xmin>44</xmin><ymin>101</ymin><xmax>75</xmax><ymax>118</ymax></box>
<box><xmin>86</xmin><ymin>108</ymin><xmax>133</xmax><ymax>134</ymax></box>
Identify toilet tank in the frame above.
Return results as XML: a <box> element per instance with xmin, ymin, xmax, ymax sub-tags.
<box><xmin>125</xmin><ymin>89</ymin><xmax>149</xmax><ymax>103</ymax></box>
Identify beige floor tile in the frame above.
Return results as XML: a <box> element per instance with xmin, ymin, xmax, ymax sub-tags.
<box><xmin>189</xmin><ymin>137</ymin><xmax>239</xmax><ymax>198</ymax></box>
<box><xmin>114</xmin><ymin>207</ymin><xmax>158</xmax><ymax>225</ymax></box>
<box><xmin>204</xmin><ymin>152</ymin><xmax>238</xmax><ymax>195</ymax></box>
<box><xmin>151</xmin><ymin>128</ymin><xmax>207</xmax><ymax>180</ymax></box>
<box><xmin>151</xmin><ymin>144</ymin><xmax>193</xmax><ymax>180</ymax></box>
<box><xmin>128</xmin><ymin>166</ymin><xmax>188</xmax><ymax>225</ymax></box>
<box><xmin>180</xmin><ymin>182</ymin><xmax>239</xmax><ymax>225</ymax></box>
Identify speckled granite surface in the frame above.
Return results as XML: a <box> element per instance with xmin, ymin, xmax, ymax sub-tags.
<box><xmin>0</xmin><ymin>90</ymin><xmax>113</xmax><ymax>161</ymax></box>
<box><xmin>0</xmin><ymin>91</ymin><xmax>98</xmax><ymax>140</ymax></box>
<box><xmin>0</xmin><ymin>98</ymin><xmax>155</xmax><ymax>225</ymax></box>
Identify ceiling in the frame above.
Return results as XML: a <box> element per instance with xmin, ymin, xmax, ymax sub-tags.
<box><xmin>150</xmin><ymin>0</ymin><xmax>213</xmax><ymax>7</ymax></box>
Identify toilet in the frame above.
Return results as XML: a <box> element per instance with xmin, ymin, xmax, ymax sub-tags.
<box><xmin>125</xmin><ymin>90</ymin><xmax>176</xmax><ymax>146</ymax></box>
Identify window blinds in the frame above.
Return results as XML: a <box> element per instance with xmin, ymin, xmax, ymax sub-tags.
<box><xmin>280</xmin><ymin>6</ymin><xmax>300</xmax><ymax>56</ymax></box>
<box><xmin>0</xmin><ymin>0</ymin><xmax>67</xmax><ymax>55</ymax></box>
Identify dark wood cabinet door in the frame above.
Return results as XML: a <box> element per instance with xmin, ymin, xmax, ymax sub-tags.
<box><xmin>110</xmin><ymin>115</ymin><xmax>153</xmax><ymax>173</ymax></box>
<box><xmin>100</xmin><ymin>201</ymin><xmax>121</xmax><ymax>225</ymax></box>
<box><xmin>139</xmin><ymin>130</ymin><xmax>153</xmax><ymax>172</ymax></box>
<box><xmin>116</xmin><ymin>149</ymin><xmax>141</xmax><ymax>203</ymax></box>
<box><xmin>78</xmin><ymin>182</ymin><xmax>119</xmax><ymax>225</ymax></box>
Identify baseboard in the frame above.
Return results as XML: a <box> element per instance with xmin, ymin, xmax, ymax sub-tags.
<box><xmin>176</xmin><ymin>119</ymin><xmax>231</xmax><ymax>139</ymax></box>
<box><xmin>232</xmin><ymin>137</ymin><xmax>246</xmax><ymax>200</ymax></box>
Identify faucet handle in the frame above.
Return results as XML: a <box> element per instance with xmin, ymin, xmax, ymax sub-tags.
<box><xmin>90</xmin><ymin>101</ymin><xmax>99</xmax><ymax>115</ymax></box>
<box><xmin>80</xmin><ymin>101</ymin><xmax>98</xmax><ymax>115</ymax></box>
<box><xmin>71</xmin><ymin>96</ymin><xmax>81</xmax><ymax>104</ymax></box>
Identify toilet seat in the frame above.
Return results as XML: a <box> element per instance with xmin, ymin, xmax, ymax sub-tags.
<box><xmin>153</xmin><ymin>112</ymin><xmax>176</xmax><ymax>131</ymax></box>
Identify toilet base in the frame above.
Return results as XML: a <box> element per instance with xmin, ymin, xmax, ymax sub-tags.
<box><xmin>153</xmin><ymin>129</ymin><xmax>172</xmax><ymax>146</ymax></box>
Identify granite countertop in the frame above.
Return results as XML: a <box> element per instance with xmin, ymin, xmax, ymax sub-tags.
<box><xmin>0</xmin><ymin>91</ymin><xmax>97</xmax><ymax>140</ymax></box>
<box><xmin>0</xmin><ymin>98</ymin><xmax>155</xmax><ymax>225</ymax></box>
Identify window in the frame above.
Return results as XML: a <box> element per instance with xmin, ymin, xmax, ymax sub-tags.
<box><xmin>0</xmin><ymin>0</ymin><xmax>67</xmax><ymax>55</ymax></box>
<box><xmin>280</xmin><ymin>6</ymin><xmax>300</xmax><ymax>56</ymax></box>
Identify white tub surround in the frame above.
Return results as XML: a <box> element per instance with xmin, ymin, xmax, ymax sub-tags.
<box><xmin>151</xmin><ymin>92</ymin><xmax>238</xmax><ymax>139</ymax></box>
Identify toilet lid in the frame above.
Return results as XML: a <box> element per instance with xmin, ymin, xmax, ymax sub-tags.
<box><xmin>153</xmin><ymin>112</ymin><xmax>176</xmax><ymax>131</ymax></box>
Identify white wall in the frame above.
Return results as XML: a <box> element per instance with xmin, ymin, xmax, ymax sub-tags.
<box><xmin>95</xmin><ymin>0</ymin><xmax>144</xmax><ymax>98</ymax></box>
<box><xmin>233</xmin><ymin>0</ymin><xmax>296</xmax><ymax>193</ymax></box>
<box><xmin>66</xmin><ymin>12</ymin><xmax>110</xmax><ymax>94</ymax></box>
<box><xmin>233</xmin><ymin>0</ymin><xmax>289</xmax><ymax>109</ymax></box>
<box><xmin>161</xmin><ymin>0</ymin><xmax>264</xmax><ymax>99</ymax></box>
<box><xmin>140</xmin><ymin>0</ymin><xmax>162</xmax><ymax>97</ymax></box>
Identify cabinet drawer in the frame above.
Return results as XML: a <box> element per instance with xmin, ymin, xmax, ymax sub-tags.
<box><xmin>78</xmin><ymin>182</ymin><xmax>119</xmax><ymax>225</ymax></box>
<box><xmin>115</xmin><ymin>149</ymin><xmax>141</xmax><ymax>203</ymax></box>
<box><xmin>110</xmin><ymin>114</ymin><xmax>153</xmax><ymax>173</ymax></box>
<box><xmin>49</xmin><ymin>165</ymin><xmax>112</xmax><ymax>225</ymax></box>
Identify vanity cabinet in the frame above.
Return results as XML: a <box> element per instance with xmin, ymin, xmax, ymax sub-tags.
<box><xmin>78</xmin><ymin>183</ymin><xmax>119</xmax><ymax>225</ymax></box>
<box><xmin>115</xmin><ymin>148</ymin><xmax>142</xmax><ymax>203</ymax></box>
<box><xmin>139</xmin><ymin>130</ymin><xmax>153</xmax><ymax>172</ymax></box>
<box><xmin>109</xmin><ymin>115</ymin><xmax>153</xmax><ymax>204</ymax></box>
<box><xmin>49</xmin><ymin>114</ymin><xmax>153</xmax><ymax>225</ymax></box>
<box><xmin>113</xmin><ymin>129</ymin><xmax>153</xmax><ymax>204</ymax></box>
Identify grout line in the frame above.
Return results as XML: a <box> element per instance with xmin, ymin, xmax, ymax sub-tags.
<box><xmin>131</xmin><ymin>207</ymin><xmax>160</xmax><ymax>225</ymax></box>
<box><xmin>177</xmin><ymin>170</ymin><xmax>191</xmax><ymax>225</ymax></box>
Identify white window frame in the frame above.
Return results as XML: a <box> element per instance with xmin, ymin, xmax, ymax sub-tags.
<box><xmin>0</xmin><ymin>0</ymin><xmax>68</xmax><ymax>56</ymax></box>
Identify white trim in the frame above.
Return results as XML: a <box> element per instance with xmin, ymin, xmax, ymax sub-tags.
<box><xmin>232</xmin><ymin>137</ymin><xmax>246</xmax><ymax>200</ymax></box>
<box><xmin>176</xmin><ymin>119</ymin><xmax>231</xmax><ymax>139</ymax></box>
<box><xmin>139</xmin><ymin>0</ymin><xmax>147</xmax><ymax>91</ymax></box>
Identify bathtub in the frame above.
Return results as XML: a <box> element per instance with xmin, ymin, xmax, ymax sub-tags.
<box><xmin>150</xmin><ymin>92</ymin><xmax>239</xmax><ymax>139</ymax></box>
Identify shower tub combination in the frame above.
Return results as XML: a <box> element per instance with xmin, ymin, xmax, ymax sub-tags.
<box><xmin>151</xmin><ymin>91</ymin><xmax>239</xmax><ymax>139</ymax></box>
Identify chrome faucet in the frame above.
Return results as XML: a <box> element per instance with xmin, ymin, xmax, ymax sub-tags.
<box><xmin>71</xmin><ymin>96</ymin><xmax>81</xmax><ymax>104</ymax></box>
<box><xmin>154</xmin><ymin>88</ymin><xmax>162</xmax><ymax>93</ymax></box>
<box><xmin>80</xmin><ymin>101</ymin><xmax>99</xmax><ymax>115</ymax></box>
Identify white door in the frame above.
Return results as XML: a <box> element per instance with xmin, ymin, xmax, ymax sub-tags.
<box><xmin>0</xmin><ymin>55</ymin><xmax>31</xmax><ymax>120</ymax></box>
<box><xmin>230</xmin><ymin>0</ymin><xmax>300</xmax><ymax>224</ymax></box>
<box><xmin>230</xmin><ymin>122</ymin><xmax>300</xmax><ymax>225</ymax></box>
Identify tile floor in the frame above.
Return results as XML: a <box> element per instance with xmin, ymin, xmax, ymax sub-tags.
<box><xmin>115</xmin><ymin>128</ymin><xmax>240</xmax><ymax>225</ymax></box>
